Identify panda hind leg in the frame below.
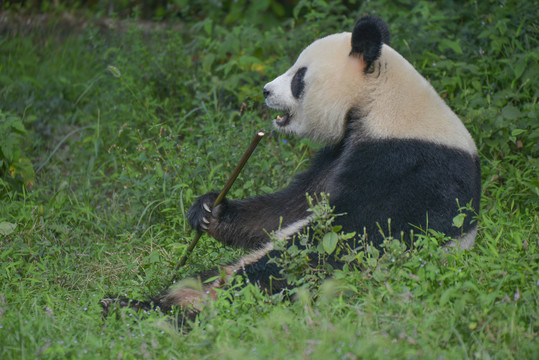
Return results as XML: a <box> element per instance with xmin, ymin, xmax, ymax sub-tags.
<box><xmin>100</xmin><ymin>293</ymin><xmax>199</xmax><ymax>330</ymax></box>
<box><xmin>100</xmin><ymin>242</ymin><xmax>282</xmax><ymax>326</ymax></box>
<box><xmin>100</xmin><ymin>296</ymin><xmax>156</xmax><ymax>318</ymax></box>
<box><xmin>160</xmin><ymin>242</ymin><xmax>281</xmax><ymax>309</ymax></box>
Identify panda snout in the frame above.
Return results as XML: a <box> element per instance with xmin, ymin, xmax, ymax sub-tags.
<box><xmin>263</xmin><ymin>87</ymin><xmax>271</xmax><ymax>99</ymax></box>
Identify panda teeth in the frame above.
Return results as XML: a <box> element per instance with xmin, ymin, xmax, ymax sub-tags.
<box><xmin>275</xmin><ymin>113</ymin><xmax>290</xmax><ymax>127</ymax></box>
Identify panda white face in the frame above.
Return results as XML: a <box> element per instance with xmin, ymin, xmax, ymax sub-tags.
<box><xmin>264</xmin><ymin>33</ymin><xmax>368</xmax><ymax>145</ymax></box>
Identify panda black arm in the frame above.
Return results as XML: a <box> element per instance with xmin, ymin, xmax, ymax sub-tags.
<box><xmin>189</xmin><ymin>185</ymin><xmax>310</xmax><ymax>250</ymax></box>
<box><xmin>187</xmin><ymin>146</ymin><xmax>341</xmax><ymax>250</ymax></box>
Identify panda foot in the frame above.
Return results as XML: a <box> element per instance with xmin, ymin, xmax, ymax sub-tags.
<box><xmin>100</xmin><ymin>295</ymin><xmax>199</xmax><ymax>332</ymax></box>
<box><xmin>100</xmin><ymin>296</ymin><xmax>154</xmax><ymax>318</ymax></box>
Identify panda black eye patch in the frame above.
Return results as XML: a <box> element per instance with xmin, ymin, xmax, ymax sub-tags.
<box><xmin>291</xmin><ymin>67</ymin><xmax>307</xmax><ymax>99</ymax></box>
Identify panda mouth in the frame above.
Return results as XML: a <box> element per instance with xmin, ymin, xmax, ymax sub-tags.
<box><xmin>274</xmin><ymin>113</ymin><xmax>291</xmax><ymax>127</ymax></box>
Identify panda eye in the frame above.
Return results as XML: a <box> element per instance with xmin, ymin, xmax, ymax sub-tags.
<box><xmin>291</xmin><ymin>67</ymin><xmax>307</xmax><ymax>99</ymax></box>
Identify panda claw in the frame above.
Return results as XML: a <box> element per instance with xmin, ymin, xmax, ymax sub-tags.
<box><xmin>202</xmin><ymin>217</ymin><xmax>210</xmax><ymax>224</ymax></box>
<box><xmin>203</xmin><ymin>203</ymin><xmax>212</xmax><ymax>213</ymax></box>
<box><xmin>100</xmin><ymin>298</ymin><xmax>113</xmax><ymax>307</ymax></box>
<box><xmin>201</xmin><ymin>224</ymin><xmax>209</xmax><ymax>231</ymax></box>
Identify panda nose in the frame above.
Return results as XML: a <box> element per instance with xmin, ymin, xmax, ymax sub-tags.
<box><xmin>263</xmin><ymin>88</ymin><xmax>271</xmax><ymax>99</ymax></box>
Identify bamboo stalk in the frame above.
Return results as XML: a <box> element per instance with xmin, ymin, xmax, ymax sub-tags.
<box><xmin>172</xmin><ymin>131</ymin><xmax>265</xmax><ymax>281</ymax></box>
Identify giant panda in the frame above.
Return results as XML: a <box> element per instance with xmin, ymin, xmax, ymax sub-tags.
<box><xmin>101</xmin><ymin>16</ymin><xmax>481</xmax><ymax>317</ymax></box>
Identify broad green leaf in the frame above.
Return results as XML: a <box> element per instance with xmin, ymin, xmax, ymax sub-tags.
<box><xmin>502</xmin><ymin>104</ymin><xmax>521</xmax><ymax>120</ymax></box>
<box><xmin>0</xmin><ymin>222</ymin><xmax>17</xmax><ymax>236</ymax></box>
<box><xmin>203</xmin><ymin>19</ymin><xmax>213</xmax><ymax>36</ymax></box>
<box><xmin>513</xmin><ymin>57</ymin><xmax>527</xmax><ymax>79</ymax></box>
<box><xmin>367</xmin><ymin>257</ymin><xmax>377</xmax><ymax>268</ymax></box>
<box><xmin>452</xmin><ymin>213</ymin><xmax>467</xmax><ymax>228</ymax></box>
<box><xmin>439</xmin><ymin>39</ymin><xmax>463</xmax><ymax>54</ymax></box>
<box><xmin>322</xmin><ymin>232</ymin><xmax>338</xmax><ymax>255</ymax></box>
<box><xmin>260</xmin><ymin>186</ymin><xmax>273</xmax><ymax>194</ymax></box>
<box><xmin>203</xmin><ymin>53</ymin><xmax>215</xmax><ymax>73</ymax></box>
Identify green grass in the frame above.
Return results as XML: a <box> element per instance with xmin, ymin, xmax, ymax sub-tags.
<box><xmin>0</xmin><ymin>0</ymin><xmax>538</xmax><ymax>358</ymax></box>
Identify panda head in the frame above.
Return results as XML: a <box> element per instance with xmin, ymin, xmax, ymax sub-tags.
<box><xmin>263</xmin><ymin>16</ymin><xmax>390</xmax><ymax>145</ymax></box>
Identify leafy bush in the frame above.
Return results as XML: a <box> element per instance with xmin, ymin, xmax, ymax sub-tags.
<box><xmin>4</xmin><ymin>0</ymin><xmax>297</xmax><ymax>23</ymax></box>
<box><xmin>0</xmin><ymin>110</ymin><xmax>34</xmax><ymax>189</ymax></box>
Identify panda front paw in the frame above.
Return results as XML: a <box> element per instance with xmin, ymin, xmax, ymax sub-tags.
<box><xmin>187</xmin><ymin>191</ymin><xmax>227</xmax><ymax>234</ymax></box>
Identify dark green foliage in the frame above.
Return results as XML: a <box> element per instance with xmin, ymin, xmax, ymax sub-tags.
<box><xmin>3</xmin><ymin>0</ymin><xmax>297</xmax><ymax>23</ymax></box>
<box><xmin>0</xmin><ymin>0</ymin><xmax>537</xmax><ymax>358</ymax></box>
<box><xmin>0</xmin><ymin>110</ymin><xmax>35</xmax><ymax>188</ymax></box>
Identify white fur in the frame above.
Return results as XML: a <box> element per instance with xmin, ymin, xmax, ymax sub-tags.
<box><xmin>264</xmin><ymin>32</ymin><xmax>477</xmax><ymax>155</ymax></box>
<box><xmin>364</xmin><ymin>46</ymin><xmax>477</xmax><ymax>154</ymax></box>
<box><xmin>265</xmin><ymin>33</ymin><xmax>364</xmax><ymax>144</ymax></box>
<box><xmin>203</xmin><ymin>241</ymin><xmax>275</xmax><ymax>291</ymax></box>
<box><xmin>272</xmin><ymin>216</ymin><xmax>313</xmax><ymax>241</ymax></box>
<box><xmin>444</xmin><ymin>225</ymin><xmax>477</xmax><ymax>250</ymax></box>
<box><xmin>209</xmin><ymin>217</ymin><xmax>312</xmax><ymax>288</ymax></box>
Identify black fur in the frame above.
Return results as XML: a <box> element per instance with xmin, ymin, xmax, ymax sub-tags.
<box><xmin>291</xmin><ymin>67</ymin><xmax>307</xmax><ymax>99</ymax></box>
<box><xmin>350</xmin><ymin>16</ymin><xmax>390</xmax><ymax>71</ymax></box>
<box><xmin>187</xmin><ymin>132</ymin><xmax>481</xmax><ymax>293</ymax></box>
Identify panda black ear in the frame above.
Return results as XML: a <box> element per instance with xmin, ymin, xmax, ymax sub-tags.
<box><xmin>350</xmin><ymin>16</ymin><xmax>390</xmax><ymax>71</ymax></box>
